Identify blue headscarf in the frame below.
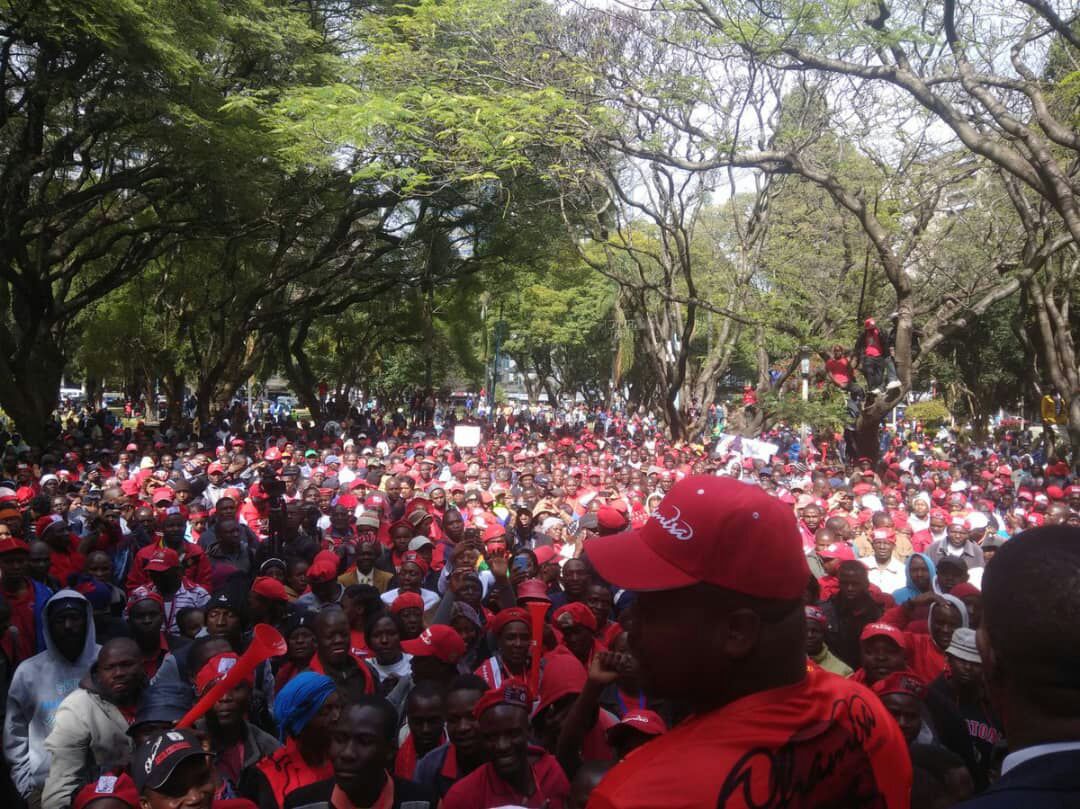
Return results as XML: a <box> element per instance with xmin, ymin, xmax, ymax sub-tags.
<box><xmin>891</xmin><ymin>553</ymin><xmax>937</xmax><ymax>604</ymax></box>
<box><xmin>274</xmin><ymin>671</ymin><xmax>337</xmax><ymax>740</ymax></box>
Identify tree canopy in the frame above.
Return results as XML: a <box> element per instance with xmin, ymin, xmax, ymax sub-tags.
<box><xmin>2</xmin><ymin>0</ymin><xmax>1078</xmax><ymax>452</ymax></box>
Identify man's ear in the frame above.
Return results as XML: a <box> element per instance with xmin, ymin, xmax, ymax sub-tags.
<box><xmin>976</xmin><ymin>622</ymin><xmax>1009</xmax><ymax>727</ymax></box>
<box><xmin>720</xmin><ymin>608</ymin><xmax>762</xmax><ymax>660</ymax></box>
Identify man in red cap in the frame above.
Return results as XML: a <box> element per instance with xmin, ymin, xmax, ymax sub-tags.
<box><xmin>142</xmin><ymin>548</ymin><xmax>210</xmax><ymax>634</ymax></box>
<box><xmin>0</xmin><ymin>532</ymin><xmax>50</xmax><ymax>659</ymax></box>
<box><xmin>475</xmin><ymin>607</ymin><xmax>531</xmax><ymax>688</ymax></box>
<box><xmin>442</xmin><ymin>678</ymin><xmax>570</xmax><ymax>809</ymax></box>
<box><xmin>247</xmin><ymin>576</ymin><xmax>290</xmax><ymax>628</ymax></box>
<box><xmin>403</xmin><ymin>625</ymin><xmax>466</xmax><ymax>689</ymax></box>
<box><xmin>127</xmin><ymin>507</ymin><xmax>212</xmax><ymax>594</ymax></box>
<box><xmin>584</xmin><ymin>475</ymin><xmax>910</xmax><ymax>808</ymax></box>
<box><xmin>863</xmin><ymin>527</ymin><xmax>907</xmax><ymax>594</ymax></box>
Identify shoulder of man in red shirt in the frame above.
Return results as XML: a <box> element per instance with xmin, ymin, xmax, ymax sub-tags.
<box><xmin>587</xmin><ymin>668</ymin><xmax>911</xmax><ymax>809</ymax></box>
<box><xmin>442</xmin><ymin>746</ymin><xmax>570</xmax><ymax>809</ymax></box>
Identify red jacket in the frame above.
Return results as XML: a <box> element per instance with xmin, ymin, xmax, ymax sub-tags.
<box><xmin>49</xmin><ymin>534</ymin><xmax>86</xmax><ymax>588</ymax></box>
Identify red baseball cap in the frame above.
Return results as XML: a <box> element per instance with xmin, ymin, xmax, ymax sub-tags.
<box><xmin>473</xmin><ymin>678</ymin><xmax>532</xmax><ymax>719</ymax></box>
<box><xmin>596</xmin><ymin>505</ymin><xmax>629</xmax><ymax>532</ymax></box>
<box><xmin>144</xmin><ymin>548</ymin><xmax>181</xmax><ymax>573</ymax></box>
<box><xmin>871</xmin><ymin>670</ymin><xmax>926</xmax><ymax>700</ymax></box>
<box><xmin>127</xmin><ymin>586</ymin><xmax>164</xmax><ymax>611</ymax></box>
<box><xmin>533</xmin><ymin>546</ymin><xmax>558</xmax><ymax>566</ymax></box>
<box><xmin>607</xmin><ymin>709</ymin><xmax>668</xmax><ymax>739</ymax></box>
<box><xmin>860</xmin><ymin>622</ymin><xmax>907</xmax><ymax>650</ymax></box>
<box><xmin>73</xmin><ymin>773</ymin><xmax>139</xmax><ymax>809</ymax></box>
<box><xmin>0</xmin><ymin>536</ymin><xmax>31</xmax><ymax>555</ymax></box>
<box><xmin>390</xmin><ymin>592</ymin><xmax>425</xmax><ymax>614</ymax></box>
<box><xmin>251</xmin><ymin>576</ymin><xmax>289</xmax><ymax>602</ymax></box>
<box><xmin>871</xmin><ymin>528</ymin><xmax>897</xmax><ymax>544</ymax></box>
<box><xmin>585</xmin><ymin>475</ymin><xmax>809</xmax><ymax>599</ymax></box>
<box><xmin>34</xmin><ymin>514</ymin><xmax>65</xmax><ymax>539</ymax></box>
<box><xmin>402</xmin><ymin>625</ymin><xmax>466</xmax><ymax>664</ymax></box>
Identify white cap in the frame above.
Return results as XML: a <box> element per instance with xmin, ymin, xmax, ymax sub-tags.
<box><xmin>408</xmin><ymin>536</ymin><xmax>434</xmax><ymax>552</ymax></box>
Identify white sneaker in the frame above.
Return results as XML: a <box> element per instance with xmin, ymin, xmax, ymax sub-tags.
<box><xmin>871</xmin><ymin>388</ymin><xmax>883</xmax><ymax>395</ymax></box>
<box><xmin>886</xmin><ymin>380</ymin><xmax>901</xmax><ymax>390</ymax></box>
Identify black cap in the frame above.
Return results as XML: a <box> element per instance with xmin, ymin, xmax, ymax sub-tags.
<box><xmin>206</xmin><ymin>590</ymin><xmax>242</xmax><ymax>614</ymax></box>
<box><xmin>281</xmin><ymin>465</ymin><xmax>300</xmax><ymax>477</ymax></box>
<box><xmin>132</xmin><ymin>729</ymin><xmax>209</xmax><ymax>793</ymax></box>
<box><xmin>284</xmin><ymin>610</ymin><xmax>317</xmax><ymax>638</ymax></box>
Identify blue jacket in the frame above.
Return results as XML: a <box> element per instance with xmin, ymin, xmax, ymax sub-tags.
<box><xmin>0</xmin><ymin>578</ymin><xmax>54</xmax><ymax>654</ymax></box>
<box><xmin>955</xmin><ymin>749</ymin><xmax>1080</xmax><ymax>808</ymax></box>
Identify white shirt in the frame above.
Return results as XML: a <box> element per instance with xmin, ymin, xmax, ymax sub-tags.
<box><xmin>1001</xmin><ymin>741</ymin><xmax>1080</xmax><ymax>775</ymax></box>
<box><xmin>369</xmin><ymin>653</ymin><xmax>413</xmax><ymax>682</ymax></box>
<box><xmin>862</xmin><ymin>556</ymin><xmax>907</xmax><ymax>595</ymax></box>
<box><xmin>380</xmin><ymin>587</ymin><xmax>440</xmax><ymax>611</ymax></box>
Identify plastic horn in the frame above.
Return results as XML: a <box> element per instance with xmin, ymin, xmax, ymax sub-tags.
<box><xmin>526</xmin><ymin>600</ymin><xmax>548</xmax><ymax>697</ymax></box>
<box><xmin>176</xmin><ymin>623</ymin><xmax>286</xmax><ymax>729</ymax></box>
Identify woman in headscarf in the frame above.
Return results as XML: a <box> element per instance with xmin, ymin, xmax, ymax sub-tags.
<box><xmin>240</xmin><ymin>671</ymin><xmax>340</xmax><ymax>809</ymax></box>
<box><xmin>891</xmin><ymin>552</ymin><xmax>937</xmax><ymax>605</ymax></box>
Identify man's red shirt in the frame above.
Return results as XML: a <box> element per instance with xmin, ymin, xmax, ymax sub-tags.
<box><xmin>587</xmin><ymin>667</ymin><xmax>911</xmax><ymax>809</ymax></box>
<box><xmin>442</xmin><ymin>746</ymin><xmax>570</xmax><ymax>809</ymax></box>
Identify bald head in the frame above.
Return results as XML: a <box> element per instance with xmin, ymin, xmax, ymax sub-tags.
<box><xmin>982</xmin><ymin>526</ymin><xmax>1080</xmax><ymax>719</ymax></box>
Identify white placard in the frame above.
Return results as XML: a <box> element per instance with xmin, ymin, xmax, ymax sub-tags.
<box><xmin>453</xmin><ymin>425</ymin><xmax>482</xmax><ymax>448</ymax></box>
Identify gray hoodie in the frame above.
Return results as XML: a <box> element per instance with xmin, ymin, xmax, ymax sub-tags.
<box><xmin>3</xmin><ymin>589</ymin><xmax>99</xmax><ymax>797</ymax></box>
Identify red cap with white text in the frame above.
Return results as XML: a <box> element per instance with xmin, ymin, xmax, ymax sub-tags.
<box><xmin>585</xmin><ymin>475</ymin><xmax>809</xmax><ymax>599</ymax></box>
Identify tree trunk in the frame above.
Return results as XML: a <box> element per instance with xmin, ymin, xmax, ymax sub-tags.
<box><xmin>852</xmin><ymin>393</ymin><xmax>901</xmax><ymax>462</ymax></box>
<box><xmin>1067</xmin><ymin>395</ymin><xmax>1080</xmax><ymax>455</ymax></box>
<box><xmin>278</xmin><ymin>327</ymin><xmax>323</xmax><ymax>423</ymax></box>
<box><xmin>662</xmin><ymin>393</ymin><xmax>686</xmax><ymax>442</ymax></box>
<box><xmin>164</xmin><ymin>371</ymin><xmax>185</xmax><ymax>428</ymax></box>
<box><xmin>0</xmin><ymin>336</ymin><xmax>64</xmax><ymax>445</ymax></box>
<box><xmin>195</xmin><ymin>379</ymin><xmax>214</xmax><ymax>426</ymax></box>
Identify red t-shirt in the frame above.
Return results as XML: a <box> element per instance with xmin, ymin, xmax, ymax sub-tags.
<box><xmin>442</xmin><ymin>747</ymin><xmax>570</xmax><ymax>809</ymax></box>
<box><xmin>863</xmin><ymin>329</ymin><xmax>884</xmax><ymax>357</ymax></box>
<box><xmin>587</xmin><ymin>667</ymin><xmax>911</xmax><ymax>809</ymax></box>
<box><xmin>825</xmin><ymin>357</ymin><xmax>853</xmax><ymax>387</ymax></box>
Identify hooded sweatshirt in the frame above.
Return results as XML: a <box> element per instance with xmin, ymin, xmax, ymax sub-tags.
<box><xmin>3</xmin><ymin>589</ymin><xmax>99</xmax><ymax>797</ymax></box>
<box><xmin>891</xmin><ymin>553</ymin><xmax>938</xmax><ymax>605</ymax></box>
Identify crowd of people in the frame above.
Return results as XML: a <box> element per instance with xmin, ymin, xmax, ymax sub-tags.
<box><xmin>0</xmin><ymin>405</ymin><xmax>1076</xmax><ymax>808</ymax></box>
